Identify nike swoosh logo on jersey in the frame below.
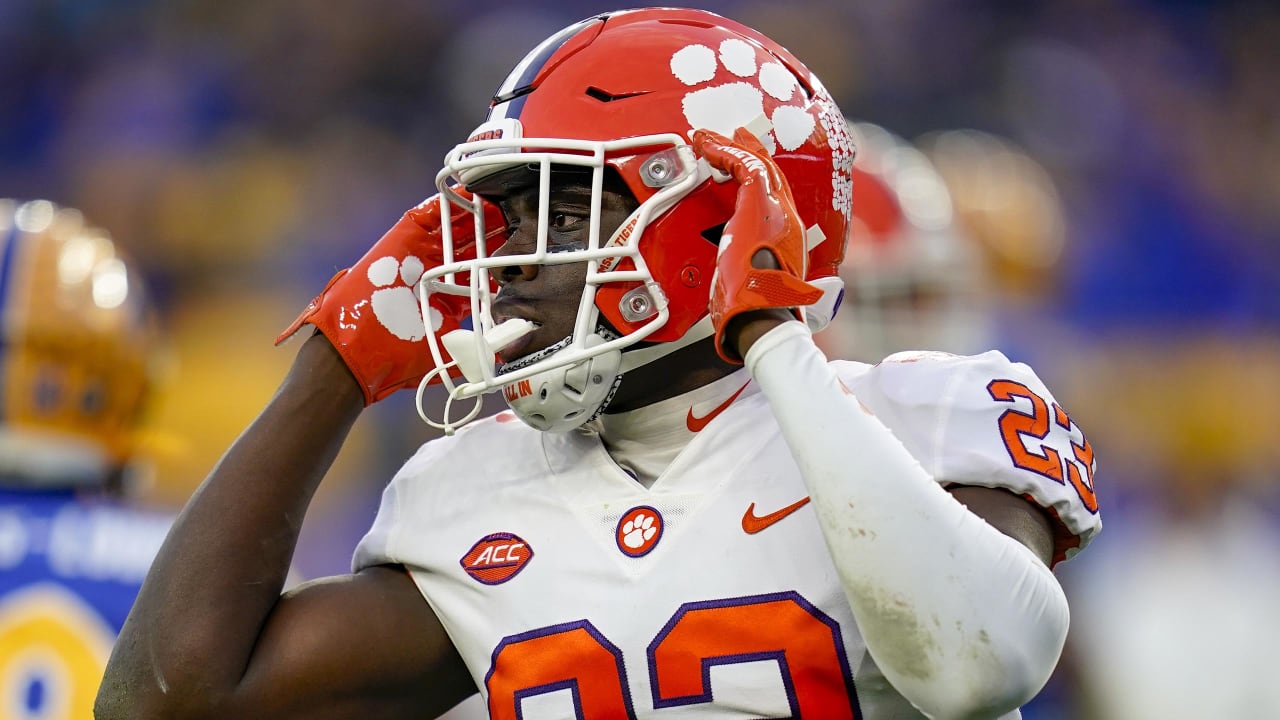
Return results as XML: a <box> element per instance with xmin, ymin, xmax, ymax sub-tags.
<box><xmin>685</xmin><ymin>381</ymin><xmax>751</xmax><ymax>433</ymax></box>
<box><xmin>741</xmin><ymin>497</ymin><xmax>811</xmax><ymax>534</ymax></box>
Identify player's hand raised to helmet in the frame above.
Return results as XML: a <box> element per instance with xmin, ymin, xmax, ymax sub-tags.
<box><xmin>692</xmin><ymin>128</ymin><xmax>822</xmax><ymax>363</ymax></box>
<box><xmin>276</xmin><ymin>191</ymin><xmax>506</xmax><ymax>405</ymax></box>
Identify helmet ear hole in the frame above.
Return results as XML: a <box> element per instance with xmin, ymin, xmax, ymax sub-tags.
<box><xmin>700</xmin><ymin>222</ymin><xmax>727</xmax><ymax>247</ymax></box>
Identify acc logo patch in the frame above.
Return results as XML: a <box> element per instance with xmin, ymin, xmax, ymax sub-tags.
<box><xmin>460</xmin><ymin>532</ymin><xmax>533</xmax><ymax>585</ymax></box>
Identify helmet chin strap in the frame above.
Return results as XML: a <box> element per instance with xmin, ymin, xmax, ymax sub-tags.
<box><xmin>498</xmin><ymin>326</ymin><xmax>624</xmax><ymax>433</ymax></box>
<box><xmin>618</xmin><ymin>315</ymin><xmax>715</xmax><ymax>374</ymax></box>
<box><xmin>495</xmin><ymin>314</ymin><xmax>715</xmax><ymax>433</ymax></box>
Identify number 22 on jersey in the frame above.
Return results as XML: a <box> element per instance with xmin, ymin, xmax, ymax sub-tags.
<box><xmin>485</xmin><ymin>591</ymin><xmax>861</xmax><ymax>718</ymax></box>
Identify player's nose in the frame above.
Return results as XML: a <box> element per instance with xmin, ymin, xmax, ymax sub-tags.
<box><xmin>489</xmin><ymin>234</ymin><xmax>539</xmax><ymax>286</ymax></box>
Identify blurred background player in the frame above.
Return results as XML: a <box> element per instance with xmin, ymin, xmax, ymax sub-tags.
<box><xmin>0</xmin><ymin>199</ymin><xmax>172</xmax><ymax>720</ymax></box>
<box><xmin>820</xmin><ymin>120</ymin><xmax>1067</xmax><ymax>365</ymax></box>
<box><xmin>819</xmin><ymin>119</ymin><xmax>991</xmax><ymax>363</ymax></box>
<box><xmin>915</xmin><ymin>126</ymin><xmax>1070</xmax><ymax>363</ymax></box>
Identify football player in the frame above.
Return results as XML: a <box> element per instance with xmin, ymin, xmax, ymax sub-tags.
<box><xmin>0</xmin><ymin>199</ymin><xmax>171</xmax><ymax>720</ymax></box>
<box><xmin>99</xmin><ymin>8</ymin><xmax>1100</xmax><ymax>719</ymax></box>
<box><xmin>819</xmin><ymin>120</ymin><xmax>993</xmax><ymax>363</ymax></box>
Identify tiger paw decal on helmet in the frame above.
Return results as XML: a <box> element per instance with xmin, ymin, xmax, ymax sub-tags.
<box><xmin>674</xmin><ymin>39</ymin><xmax>813</xmax><ymax>154</ymax></box>
<box><xmin>670</xmin><ymin>37</ymin><xmax>855</xmax><ymax>225</ymax></box>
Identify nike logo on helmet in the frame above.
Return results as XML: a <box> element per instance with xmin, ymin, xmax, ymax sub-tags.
<box><xmin>741</xmin><ymin>497</ymin><xmax>811</xmax><ymax>534</ymax></box>
<box><xmin>685</xmin><ymin>381</ymin><xmax>751</xmax><ymax>433</ymax></box>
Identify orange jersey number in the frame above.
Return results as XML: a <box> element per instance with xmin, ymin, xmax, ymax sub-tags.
<box><xmin>988</xmin><ymin>379</ymin><xmax>1098</xmax><ymax>512</ymax></box>
<box><xmin>487</xmin><ymin>592</ymin><xmax>859</xmax><ymax>718</ymax></box>
<box><xmin>486</xmin><ymin>621</ymin><xmax>634</xmax><ymax>719</ymax></box>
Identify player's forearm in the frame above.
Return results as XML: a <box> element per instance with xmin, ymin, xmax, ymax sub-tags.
<box><xmin>98</xmin><ymin>333</ymin><xmax>364</xmax><ymax>718</ymax></box>
<box><xmin>745</xmin><ymin>322</ymin><xmax>1068</xmax><ymax>720</ymax></box>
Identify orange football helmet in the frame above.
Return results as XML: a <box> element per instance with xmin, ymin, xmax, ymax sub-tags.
<box><xmin>418</xmin><ymin>8</ymin><xmax>853</xmax><ymax>431</ymax></box>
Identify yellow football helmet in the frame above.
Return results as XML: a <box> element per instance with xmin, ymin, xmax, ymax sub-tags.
<box><xmin>915</xmin><ymin>128</ymin><xmax>1067</xmax><ymax>304</ymax></box>
<box><xmin>0</xmin><ymin>199</ymin><xmax>159</xmax><ymax>488</ymax></box>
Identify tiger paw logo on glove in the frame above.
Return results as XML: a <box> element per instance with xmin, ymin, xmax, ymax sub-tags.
<box><xmin>276</xmin><ymin>192</ymin><xmax>504</xmax><ymax>405</ymax></box>
<box><xmin>365</xmin><ymin>255</ymin><xmax>433</xmax><ymax>341</ymax></box>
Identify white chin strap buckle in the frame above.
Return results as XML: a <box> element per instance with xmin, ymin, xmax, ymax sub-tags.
<box><xmin>441</xmin><ymin>318</ymin><xmax>538</xmax><ymax>384</ymax></box>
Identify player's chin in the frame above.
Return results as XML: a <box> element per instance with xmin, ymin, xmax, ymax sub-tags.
<box><xmin>496</xmin><ymin>331</ymin><xmax>542</xmax><ymax>365</ymax></box>
<box><xmin>496</xmin><ymin>326</ymin><xmax>573</xmax><ymax>368</ymax></box>
<box><xmin>494</xmin><ymin>333</ymin><xmax>535</xmax><ymax>361</ymax></box>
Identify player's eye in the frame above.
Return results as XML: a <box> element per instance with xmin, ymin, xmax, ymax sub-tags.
<box><xmin>550</xmin><ymin>212</ymin><xmax>581</xmax><ymax>230</ymax></box>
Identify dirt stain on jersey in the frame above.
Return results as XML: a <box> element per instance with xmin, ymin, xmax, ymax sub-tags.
<box><xmin>845</xmin><ymin>584</ymin><xmax>938</xmax><ymax>681</ymax></box>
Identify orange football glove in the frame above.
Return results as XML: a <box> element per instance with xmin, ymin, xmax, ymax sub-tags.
<box><xmin>692</xmin><ymin>128</ymin><xmax>822</xmax><ymax>363</ymax></box>
<box><xmin>276</xmin><ymin>191</ymin><xmax>506</xmax><ymax>405</ymax></box>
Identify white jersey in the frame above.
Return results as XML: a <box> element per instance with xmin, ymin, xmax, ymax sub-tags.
<box><xmin>355</xmin><ymin>350</ymin><xmax>1100</xmax><ymax>719</ymax></box>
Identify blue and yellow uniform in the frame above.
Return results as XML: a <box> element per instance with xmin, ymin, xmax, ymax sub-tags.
<box><xmin>0</xmin><ymin>488</ymin><xmax>171</xmax><ymax>719</ymax></box>
<box><xmin>0</xmin><ymin>199</ymin><xmax>167</xmax><ymax>719</ymax></box>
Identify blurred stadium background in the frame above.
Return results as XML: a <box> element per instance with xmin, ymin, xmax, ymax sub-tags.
<box><xmin>2</xmin><ymin>0</ymin><xmax>1278</xmax><ymax>717</ymax></box>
